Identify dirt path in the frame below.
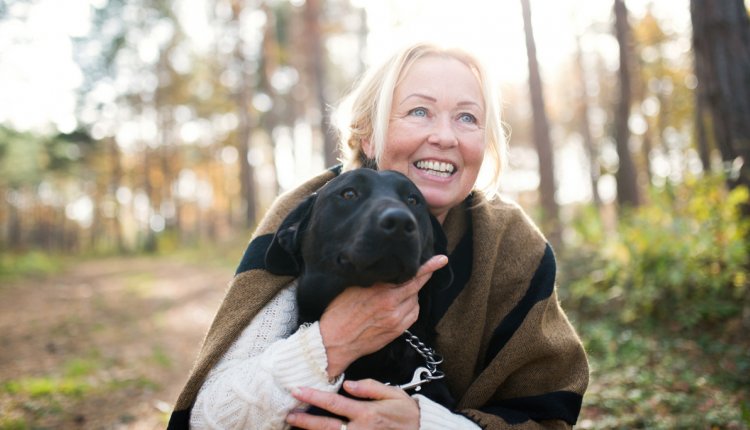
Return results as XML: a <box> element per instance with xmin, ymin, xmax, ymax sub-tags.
<box><xmin>0</xmin><ymin>256</ymin><xmax>232</xmax><ymax>429</ymax></box>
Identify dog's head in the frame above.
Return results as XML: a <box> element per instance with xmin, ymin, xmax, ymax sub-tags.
<box><xmin>266</xmin><ymin>168</ymin><xmax>450</xmax><ymax>288</ymax></box>
<box><xmin>266</xmin><ymin>169</ymin><xmax>455</xmax><ymax>406</ymax></box>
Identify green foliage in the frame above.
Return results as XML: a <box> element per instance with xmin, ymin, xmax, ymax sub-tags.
<box><xmin>0</xmin><ymin>417</ymin><xmax>28</xmax><ymax>430</ymax></box>
<box><xmin>1</xmin><ymin>356</ymin><xmax>105</xmax><ymax>399</ymax></box>
<box><xmin>561</xmin><ymin>174</ymin><xmax>750</xmax><ymax>329</ymax></box>
<box><xmin>150</xmin><ymin>346</ymin><xmax>173</xmax><ymax>369</ymax></box>
<box><xmin>0</xmin><ymin>126</ymin><xmax>96</xmax><ymax>189</ymax></box>
<box><xmin>0</xmin><ymin>352</ymin><xmax>159</xmax><ymax>425</ymax></box>
<box><xmin>0</xmin><ymin>127</ymin><xmax>46</xmax><ymax>188</ymax></box>
<box><xmin>3</xmin><ymin>377</ymin><xmax>89</xmax><ymax>399</ymax></box>
<box><xmin>62</xmin><ymin>357</ymin><xmax>102</xmax><ymax>379</ymax></box>
<box><xmin>578</xmin><ymin>320</ymin><xmax>749</xmax><ymax>429</ymax></box>
<box><xmin>561</xmin><ymin>174</ymin><xmax>750</xmax><ymax>428</ymax></box>
<box><xmin>0</xmin><ymin>252</ymin><xmax>67</xmax><ymax>282</ymax></box>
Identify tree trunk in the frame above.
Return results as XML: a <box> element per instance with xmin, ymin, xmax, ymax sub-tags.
<box><xmin>257</xmin><ymin>2</ymin><xmax>281</xmax><ymax>196</ymax></box>
<box><xmin>108</xmin><ymin>137</ymin><xmax>125</xmax><ymax>252</ymax></box>
<box><xmin>142</xmin><ymin>145</ymin><xmax>157</xmax><ymax>252</ymax></box>
<box><xmin>691</xmin><ymin>0</ymin><xmax>750</xmax><ymax>328</ymax></box>
<box><xmin>236</xmin><ymin>73</ymin><xmax>258</xmax><ymax>229</ymax></box>
<box><xmin>520</xmin><ymin>0</ymin><xmax>561</xmax><ymax>247</ymax></box>
<box><xmin>304</xmin><ymin>0</ymin><xmax>337</xmax><ymax>167</ymax></box>
<box><xmin>7</xmin><ymin>192</ymin><xmax>22</xmax><ymax>251</ymax></box>
<box><xmin>574</xmin><ymin>32</ymin><xmax>602</xmax><ymax>208</ymax></box>
<box><xmin>0</xmin><ymin>184</ymin><xmax>6</xmax><ymax>253</ymax></box>
<box><xmin>613</xmin><ymin>0</ymin><xmax>641</xmax><ymax>208</ymax></box>
<box><xmin>231</xmin><ymin>0</ymin><xmax>258</xmax><ymax>228</ymax></box>
<box><xmin>690</xmin><ymin>0</ymin><xmax>750</xmax><ymax>190</ymax></box>
<box><xmin>694</xmin><ymin>83</ymin><xmax>712</xmax><ymax>172</ymax></box>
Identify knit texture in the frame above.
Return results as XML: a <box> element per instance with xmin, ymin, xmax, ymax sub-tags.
<box><xmin>169</xmin><ymin>167</ymin><xmax>589</xmax><ymax>429</ymax></box>
<box><xmin>189</xmin><ymin>280</ymin><xmax>481</xmax><ymax>429</ymax></box>
<box><xmin>190</xmin><ymin>283</ymin><xmax>344</xmax><ymax>429</ymax></box>
<box><xmin>415</xmin><ymin>394</ymin><xmax>479</xmax><ymax>429</ymax></box>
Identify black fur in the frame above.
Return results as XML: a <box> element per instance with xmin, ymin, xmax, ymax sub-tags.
<box><xmin>265</xmin><ymin>168</ymin><xmax>455</xmax><ymax>411</ymax></box>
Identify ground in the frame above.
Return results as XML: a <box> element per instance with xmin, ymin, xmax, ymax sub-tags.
<box><xmin>0</xmin><ymin>256</ymin><xmax>231</xmax><ymax>429</ymax></box>
<box><xmin>2</xmin><ymin>255</ymin><xmax>747</xmax><ymax>429</ymax></box>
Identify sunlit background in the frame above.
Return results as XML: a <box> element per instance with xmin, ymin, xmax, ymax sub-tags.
<box><xmin>0</xmin><ymin>0</ymin><xmax>693</xmax><ymax>230</ymax></box>
<box><xmin>2</xmin><ymin>1</ymin><xmax>750</xmax><ymax>428</ymax></box>
<box><xmin>0</xmin><ymin>0</ymin><xmax>691</xmax><ymax>130</ymax></box>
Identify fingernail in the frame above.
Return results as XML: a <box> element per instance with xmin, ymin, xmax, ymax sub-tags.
<box><xmin>344</xmin><ymin>380</ymin><xmax>357</xmax><ymax>390</ymax></box>
<box><xmin>291</xmin><ymin>387</ymin><xmax>301</xmax><ymax>396</ymax></box>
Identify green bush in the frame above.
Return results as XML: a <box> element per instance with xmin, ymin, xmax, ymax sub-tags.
<box><xmin>561</xmin><ymin>174</ymin><xmax>750</xmax><ymax>329</ymax></box>
<box><xmin>0</xmin><ymin>251</ymin><xmax>66</xmax><ymax>281</ymax></box>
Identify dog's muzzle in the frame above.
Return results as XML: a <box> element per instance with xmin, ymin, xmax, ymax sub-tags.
<box><xmin>378</xmin><ymin>207</ymin><xmax>417</xmax><ymax>236</ymax></box>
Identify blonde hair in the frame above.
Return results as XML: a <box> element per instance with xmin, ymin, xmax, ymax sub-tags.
<box><xmin>333</xmin><ymin>42</ymin><xmax>508</xmax><ymax>199</ymax></box>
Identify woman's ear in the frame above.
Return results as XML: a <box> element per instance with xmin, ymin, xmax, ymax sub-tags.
<box><xmin>358</xmin><ymin>139</ymin><xmax>378</xmax><ymax>170</ymax></box>
<box><xmin>361</xmin><ymin>138</ymin><xmax>374</xmax><ymax>158</ymax></box>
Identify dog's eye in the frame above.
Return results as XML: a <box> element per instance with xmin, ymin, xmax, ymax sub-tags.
<box><xmin>341</xmin><ymin>188</ymin><xmax>358</xmax><ymax>200</ymax></box>
<box><xmin>406</xmin><ymin>194</ymin><xmax>420</xmax><ymax>205</ymax></box>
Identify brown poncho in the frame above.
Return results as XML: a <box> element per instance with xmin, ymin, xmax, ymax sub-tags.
<box><xmin>169</xmin><ymin>167</ymin><xmax>589</xmax><ymax>429</ymax></box>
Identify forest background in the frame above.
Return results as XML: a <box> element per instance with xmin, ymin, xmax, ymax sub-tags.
<box><xmin>0</xmin><ymin>0</ymin><xmax>749</xmax><ymax>428</ymax></box>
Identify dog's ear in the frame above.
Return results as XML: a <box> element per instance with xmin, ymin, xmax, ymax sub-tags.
<box><xmin>265</xmin><ymin>193</ymin><xmax>317</xmax><ymax>275</ymax></box>
<box><xmin>428</xmin><ymin>214</ymin><xmax>454</xmax><ymax>291</ymax></box>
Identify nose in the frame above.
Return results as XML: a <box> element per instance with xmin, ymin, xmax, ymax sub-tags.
<box><xmin>378</xmin><ymin>207</ymin><xmax>417</xmax><ymax>236</ymax></box>
<box><xmin>427</xmin><ymin>114</ymin><xmax>458</xmax><ymax>148</ymax></box>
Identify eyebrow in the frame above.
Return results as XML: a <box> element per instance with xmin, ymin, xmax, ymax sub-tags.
<box><xmin>399</xmin><ymin>93</ymin><xmax>482</xmax><ymax>110</ymax></box>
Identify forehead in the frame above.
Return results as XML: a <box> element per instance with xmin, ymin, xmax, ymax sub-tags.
<box><xmin>394</xmin><ymin>56</ymin><xmax>484</xmax><ymax>106</ymax></box>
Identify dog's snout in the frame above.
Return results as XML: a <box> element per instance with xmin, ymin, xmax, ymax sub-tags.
<box><xmin>378</xmin><ymin>207</ymin><xmax>417</xmax><ymax>236</ymax></box>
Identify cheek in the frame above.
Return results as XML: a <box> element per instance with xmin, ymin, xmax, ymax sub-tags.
<box><xmin>380</xmin><ymin>139</ymin><xmax>415</xmax><ymax>170</ymax></box>
<box><xmin>385</xmin><ymin>121</ymin><xmax>423</xmax><ymax>151</ymax></box>
<box><xmin>378</xmin><ymin>154</ymin><xmax>409</xmax><ymax>175</ymax></box>
<box><xmin>463</xmin><ymin>137</ymin><xmax>487</xmax><ymax>169</ymax></box>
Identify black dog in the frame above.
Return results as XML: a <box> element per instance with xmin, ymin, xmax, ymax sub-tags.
<box><xmin>265</xmin><ymin>168</ymin><xmax>455</xmax><ymax>410</ymax></box>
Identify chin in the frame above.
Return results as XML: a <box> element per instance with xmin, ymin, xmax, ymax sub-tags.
<box><xmin>424</xmin><ymin>194</ymin><xmax>455</xmax><ymax>213</ymax></box>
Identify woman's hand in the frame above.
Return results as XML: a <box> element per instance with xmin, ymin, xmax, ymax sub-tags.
<box><xmin>286</xmin><ymin>379</ymin><xmax>419</xmax><ymax>429</ymax></box>
<box><xmin>319</xmin><ymin>255</ymin><xmax>448</xmax><ymax>378</ymax></box>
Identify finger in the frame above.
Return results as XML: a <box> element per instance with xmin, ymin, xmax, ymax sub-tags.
<box><xmin>399</xmin><ymin>254</ymin><xmax>448</xmax><ymax>294</ymax></box>
<box><xmin>286</xmin><ymin>410</ymin><xmax>344</xmax><ymax>430</ymax></box>
<box><xmin>290</xmin><ymin>387</ymin><xmax>362</xmax><ymax>418</ymax></box>
<box><xmin>342</xmin><ymin>378</ymin><xmax>410</xmax><ymax>401</ymax></box>
<box><xmin>416</xmin><ymin>254</ymin><xmax>449</xmax><ymax>278</ymax></box>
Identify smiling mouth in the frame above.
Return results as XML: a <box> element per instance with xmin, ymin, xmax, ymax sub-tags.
<box><xmin>415</xmin><ymin>160</ymin><xmax>456</xmax><ymax>178</ymax></box>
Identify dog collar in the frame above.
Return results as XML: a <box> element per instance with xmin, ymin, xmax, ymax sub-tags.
<box><xmin>393</xmin><ymin>330</ymin><xmax>446</xmax><ymax>392</ymax></box>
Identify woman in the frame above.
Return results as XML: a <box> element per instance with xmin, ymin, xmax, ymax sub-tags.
<box><xmin>168</xmin><ymin>42</ymin><xmax>589</xmax><ymax>429</ymax></box>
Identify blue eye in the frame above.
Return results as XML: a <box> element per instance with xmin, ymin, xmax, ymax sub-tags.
<box><xmin>409</xmin><ymin>107</ymin><xmax>428</xmax><ymax>117</ymax></box>
<box><xmin>459</xmin><ymin>113</ymin><xmax>477</xmax><ymax>124</ymax></box>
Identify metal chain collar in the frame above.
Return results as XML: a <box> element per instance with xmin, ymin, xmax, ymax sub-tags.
<box><xmin>396</xmin><ymin>329</ymin><xmax>446</xmax><ymax>392</ymax></box>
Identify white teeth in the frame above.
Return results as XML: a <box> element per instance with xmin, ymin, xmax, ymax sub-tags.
<box><xmin>416</xmin><ymin>160</ymin><xmax>455</xmax><ymax>176</ymax></box>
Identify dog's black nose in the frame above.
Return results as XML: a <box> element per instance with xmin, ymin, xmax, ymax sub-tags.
<box><xmin>378</xmin><ymin>208</ymin><xmax>417</xmax><ymax>236</ymax></box>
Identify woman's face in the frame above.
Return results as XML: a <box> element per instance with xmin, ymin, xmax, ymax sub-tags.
<box><xmin>366</xmin><ymin>56</ymin><xmax>486</xmax><ymax>223</ymax></box>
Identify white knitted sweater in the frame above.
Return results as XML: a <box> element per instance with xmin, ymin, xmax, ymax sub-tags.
<box><xmin>189</xmin><ymin>282</ymin><xmax>479</xmax><ymax>429</ymax></box>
